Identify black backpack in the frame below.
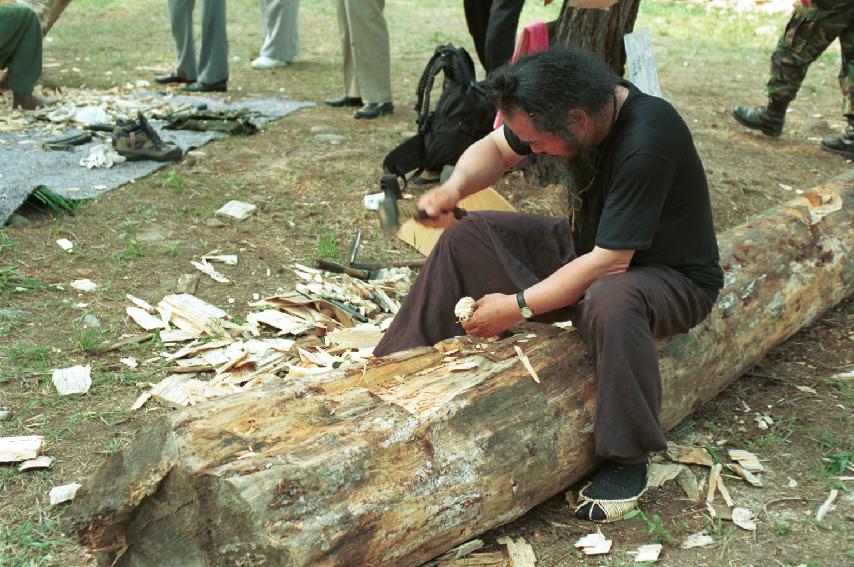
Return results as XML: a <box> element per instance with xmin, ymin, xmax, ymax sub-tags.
<box><xmin>383</xmin><ymin>44</ymin><xmax>495</xmax><ymax>182</ymax></box>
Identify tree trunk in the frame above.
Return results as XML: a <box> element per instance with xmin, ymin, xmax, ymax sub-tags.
<box><xmin>67</xmin><ymin>177</ymin><xmax>854</xmax><ymax>567</ymax></box>
<box><xmin>22</xmin><ymin>0</ymin><xmax>72</xmax><ymax>34</ymax></box>
<box><xmin>553</xmin><ymin>1</ymin><xmax>642</xmax><ymax>75</ymax></box>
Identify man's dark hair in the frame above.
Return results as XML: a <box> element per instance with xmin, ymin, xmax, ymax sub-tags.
<box><xmin>485</xmin><ymin>47</ymin><xmax>618</xmax><ymax>139</ymax></box>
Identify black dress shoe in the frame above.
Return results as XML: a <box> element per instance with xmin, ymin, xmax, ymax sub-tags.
<box><xmin>154</xmin><ymin>74</ymin><xmax>193</xmax><ymax>85</ymax></box>
<box><xmin>179</xmin><ymin>80</ymin><xmax>228</xmax><ymax>93</ymax></box>
<box><xmin>354</xmin><ymin>102</ymin><xmax>394</xmax><ymax>120</ymax></box>
<box><xmin>325</xmin><ymin>95</ymin><xmax>363</xmax><ymax>107</ymax></box>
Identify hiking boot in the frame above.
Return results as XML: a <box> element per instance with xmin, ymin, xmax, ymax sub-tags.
<box><xmin>820</xmin><ymin>121</ymin><xmax>854</xmax><ymax>160</ymax></box>
<box><xmin>112</xmin><ymin>112</ymin><xmax>182</xmax><ymax>162</ymax></box>
<box><xmin>732</xmin><ymin>104</ymin><xmax>786</xmax><ymax>137</ymax></box>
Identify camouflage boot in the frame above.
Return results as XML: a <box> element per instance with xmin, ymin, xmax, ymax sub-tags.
<box><xmin>820</xmin><ymin>119</ymin><xmax>854</xmax><ymax>160</ymax></box>
<box><xmin>112</xmin><ymin>112</ymin><xmax>182</xmax><ymax>162</ymax></box>
<box><xmin>732</xmin><ymin>103</ymin><xmax>787</xmax><ymax>138</ymax></box>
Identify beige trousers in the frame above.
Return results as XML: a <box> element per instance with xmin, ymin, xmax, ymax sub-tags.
<box><xmin>337</xmin><ymin>0</ymin><xmax>391</xmax><ymax>103</ymax></box>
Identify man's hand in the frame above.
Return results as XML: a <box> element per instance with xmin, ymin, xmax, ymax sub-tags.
<box><xmin>461</xmin><ymin>293</ymin><xmax>522</xmax><ymax>338</ymax></box>
<box><xmin>416</xmin><ymin>183</ymin><xmax>463</xmax><ymax>228</ymax></box>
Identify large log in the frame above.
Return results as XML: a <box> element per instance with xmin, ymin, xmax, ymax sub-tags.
<box><xmin>68</xmin><ymin>178</ymin><xmax>853</xmax><ymax>566</ymax></box>
<box><xmin>22</xmin><ymin>0</ymin><xmax>72</xmax><ymax>34</ymax></box>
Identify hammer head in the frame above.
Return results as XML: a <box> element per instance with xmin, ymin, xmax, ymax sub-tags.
<box><xmin>378</xmin><ymin>174</ymin><xmax>404</xmax><ymax>234</ymax></box>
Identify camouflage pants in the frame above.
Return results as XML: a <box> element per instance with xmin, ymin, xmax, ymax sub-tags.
<box><xmin>767</xmin><ymin>0</ymin><xmax>854</xmax><ymax>116</ymax></box>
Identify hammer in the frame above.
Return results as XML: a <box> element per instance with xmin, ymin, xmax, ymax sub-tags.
<box><xmin>378</xmin><ymin>174</ymin><xmax>466</xmax><ymax>234</ymax></box>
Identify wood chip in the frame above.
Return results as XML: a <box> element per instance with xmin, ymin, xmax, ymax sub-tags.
<box><xmin>70</xmin><ymin>278</ymin><xmax>98</xmax><ymax>292</ymax></box>
<box><xmin>149</xmin><ymin>374</ymin><xmax>210</xmax><ymax>407</ymax></box>
<box><xmin>0</xmin><ymin>436</ymin><xmax>44</xmax><ymax>463</ymax></box>
<box><xmin>633</xmin><ymin>543</ymin><xmax>661</xmax><ymax>562</ymax></box>
<box><xmin>127</xmin><ymin>306</ymin><xmax>167</xmax><ymax>330</ymax></box>
<box><xmin>726</xmin><ymin>463</ymin><xmax>764</xmax><ymax>487</ymax></box>
<box><xmin>815</xmin><ymin>489</ymin><xmax>839</xmax><ymax>521</ymax></box>
<box><xmin>201</xmin><ymin>254</ymin><xmax>238</xmax><ymax>265</ymax></box>
<box><xmin>706</xmin><ymin>463</ymin><xmax>722</xmax><ymax>504</ymax></box>
<box><xmin>514</xmin><ymin>345</ymin><xmax>540</xmax><ymax>384</ymax></box>
<box><xmin>126</xmin><ymin>294</ymin><xmax>154</xmax><ymax>311</ymax></box>
<box><xmin>19</xmin><ymin>455</ymin><xmax>53</xmax><ymax>471</ymax></box>
<box><xmin>216</xmin><ymin>200</ymin><xmax>257</xmax><ymax>220</ymax></box>
<box><xmin>191</xmin><ymin>259</ymin><xmax>230</xmax><ymax>283</ymax></box>
<box><xmin>56</xmin><ymin>238</ymin><xmax>73</xmax><ymax>251</ymax></box>
<box><xmin>680</xmin><ymin>531</ymin><xmax>714</xmax><ymax>549</ymax></box>
<box><xmin>646</xmin><ymin>462</ymin><xmax>685</xmax><ymax>489</ymax></box>
<box><xmin>49</xmin><ymin>483</ymin><xmax>82</xmax><ymax>505</ymax></box>
<box><xmin>446</xmin><ymin>360</ymin><xmax>480</xmax><ymax>372</ymax></box>
<box><xmin>574</xmin><ymin>532</ymin><xmax>612</xmax><ymax>556</ymax></box>
<box><xmin>454</xmin><ymin>296</ymin><xmax>476</xmax><ymax>322</ymax></box>
<box><xmin>327</xmin><ymin>325</ymin><xmax>384</xmax><ymax>349</ymax></box>
<box><xmin>676</xmin><ymin>466</ymin><xmax>701</xmax><ymax>501</ymax></box>
<box><xmin>497</xmin><ymin>536</ymin><xmax>537</xmax><ymax>566</ymax></box>
<box><xmin>728</xmin><ymin>449</ymin><xmax>765</xmax><ymax>472</ymax></box>
<box><xmin>176</xmin><ymin>273</ymin><xmax>200</xmax><ymax>294</ymax></box>
<box><xmin>158</xmin><ymin>293</ymin><xmax>228</xmax><ymax>336</ymax></box>
<box><xmin>716</xmin><ymin>471</ymin><xmax>734</xmax><ymax>507</ymax></box>
<box><xmin>666</xmin><ymin>443</ymin><xmax>713</xmax><ymax>467</ymax></box>
<box><xmin>51</xmin><ymin>365</ymin><xmax>92</xmax><ymax>395</ymax></box>
<box><xmin>248</xmin><ymin>310</ymin><xmax>315</xmax><ymax>335</ymax></box>
<box><xmin>731</xmin><ymin>507</ymin><xmax>756</xmax><ymax>530</ymax></box>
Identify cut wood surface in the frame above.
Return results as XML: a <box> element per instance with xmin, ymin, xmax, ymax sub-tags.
<box><xmin>68</xmin><ymin>178</ymin><xmax>854</xmax><ymax>566</ymax></box>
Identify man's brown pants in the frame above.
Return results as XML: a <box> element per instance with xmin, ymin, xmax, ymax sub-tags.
<box><xmin>374</xmin><ymin>212</ymin><xmax>715</xmax><ymax>463</ymax></box>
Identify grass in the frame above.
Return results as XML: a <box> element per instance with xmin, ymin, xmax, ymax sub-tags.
<box><xmin>29</xmin><ymin>187</ymin><xmax>84</xmax><ymax>217</ymax></box>
<box><xmin>0</xmin><ymin>266</ymin><xmax>47</xmax><ymax>294</ymax></box>
<box><xmin>0</xmin><ymin>513</ymin><xmax>75</xmax><ymax>567</ymax></box>
<box><xmin>624</xmin><ymin>509</ymin><xmax>674</xmax><ymax>545</ymax></box>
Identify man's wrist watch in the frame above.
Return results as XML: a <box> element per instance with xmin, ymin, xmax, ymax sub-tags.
<box><xmin>516</xmin><ymin>291</ymin><xmax>534</xmax><ymax>320</ymax></box>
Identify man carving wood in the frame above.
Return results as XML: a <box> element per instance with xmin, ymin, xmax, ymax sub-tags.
<box><xmin>374</xmin><ymin>48</ymin><xmax>724</xmax><ymax>523</ymax></box>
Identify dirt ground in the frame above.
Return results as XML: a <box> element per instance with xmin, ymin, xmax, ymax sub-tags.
<box><xmin>0</xmin><ymin>0</ymin><xmax>852</xmax><ymax>566</ymax></box>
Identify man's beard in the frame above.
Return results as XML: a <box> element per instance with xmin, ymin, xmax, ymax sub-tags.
<box><xmin>535</xmin><ymin>139</ymin><xmax>601</xmax><ymax>221</ymax></box>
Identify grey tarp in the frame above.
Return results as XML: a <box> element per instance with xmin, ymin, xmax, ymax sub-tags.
<box><xmin>0</xmin><ymin>94</ymin><xmax>313</xmax><ymax>225</ymax></box>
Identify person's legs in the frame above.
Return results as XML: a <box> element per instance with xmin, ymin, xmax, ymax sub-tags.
<box><xmin>570</xmin><ymin>266</ymin><xmax>714</xmax><ymax>521</ymax></box>
<box><xmin>338</xmin><ymin>0</ymin><xmax>359</xmax><ymax>99</ymax></box>
<box><xmin>374</xmin><ymin>211</ymin><xmax>576</xmax><ymax>356</ymax></box>
<box><xmin>733</xmin><ymin>0</ymin><xmax>848</xmax><ymax>136</ymax></box>
<box><xmin>0</xmin><ymin>5</ymin><xmax>44</xmax><ymax>105</ymax></box>
<box><xmin>464</xmin><ymin>0</ymin><xmax>492</xmax><ymax>72</ymax></box>
<box><xmin>483</xmin><ymin>0</ymin><xmax>524</xmax><ymax>73</ymax></box>
<box><xmin>821</xmin><ymin>17</ymin><xmax>854</xmax><ymax>158</ymax></box>
<box><xmin>197</xmin><ymin>0</ymin><xmax>228</xmax><ymax>85</ymax></box>
<box><xmin>342</xmin><ymin>0</ymin><xmax>391</xmax><ymax>109</ymax></box>
<box><xmin>168</xmin><ymin>0</ymin><xmax>198</xmax><ymax>81</ymax></box>
<box><xmin>257</xmin><ymin>0</ymin><xmax>299</xmax><ymax>63</ymax></box>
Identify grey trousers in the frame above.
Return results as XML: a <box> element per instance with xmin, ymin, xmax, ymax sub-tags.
<box><xmin>337</xmin><ymin>0</ymin><xmax>391</xmax><ymax>103</ymax></box>
<box><xmin>167</xmin><ymin>0</ymin><xmax>228</xmax><ymax>84</ymax></box>
<box><xmin>258</xmin><ymin>0</ymin><xmax>299</xmax><ymax>62</ymax></box>
<box><xmin>374</xmin><ymin>212</ymin><xmax>715</xmax><ymax>463</ymax></box>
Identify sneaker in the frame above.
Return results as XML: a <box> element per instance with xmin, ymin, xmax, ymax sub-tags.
<box><xmin>112</xmin><ymin>112</ymin><xmax>182</xmax><ymax>162</ymax></box>
<box><xmin>574</xmin><ymin>461</ymin><xmax>648</xmax><ymax>523</ymax></box>
<box><xmin>250</xmin><ymin>56</ymin><xmax>288</xmax><ymax>70</ymax></box>
<box><xmin>732</xmin><ymin>105</ymin><xmax>785</xmax><ymax>138</ymax></box>
<box><xmin>820</xmin><ymin>125</ymin><xmax>854</xmax><ymax>160</ymax></box>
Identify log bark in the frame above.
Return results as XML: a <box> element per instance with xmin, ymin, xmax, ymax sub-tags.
<box><xmin>22</xmin><ymin>0</ymin><xmax>72</xmax><ymax>34</ymax></box>
<box><xmin>554</xmin><ymin>0</ymin><xmax>642</xmax><ymax>75</ymax></box>
<box><xmin>67</xmin><ymin>177</ymin><xmax>854</xmax><ymax>567</ymax></box>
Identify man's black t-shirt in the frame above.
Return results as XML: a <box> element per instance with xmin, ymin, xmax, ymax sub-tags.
<box><xmin>503</xmin><ymin>82</ymin><xmax>724</xmax><ymax>299</ymax></box>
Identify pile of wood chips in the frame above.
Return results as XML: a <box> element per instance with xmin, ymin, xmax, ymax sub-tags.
<box><xmin>127</xmin><ymin>263</ymin><xmax>413</xmax><ymax>410</ymax></box>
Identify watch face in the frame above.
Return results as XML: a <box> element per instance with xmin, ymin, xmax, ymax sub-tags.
<box><xmin>521</xmin><ymin>306</ymin><xmax>534</xmax><ymax>319</ymax></box>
